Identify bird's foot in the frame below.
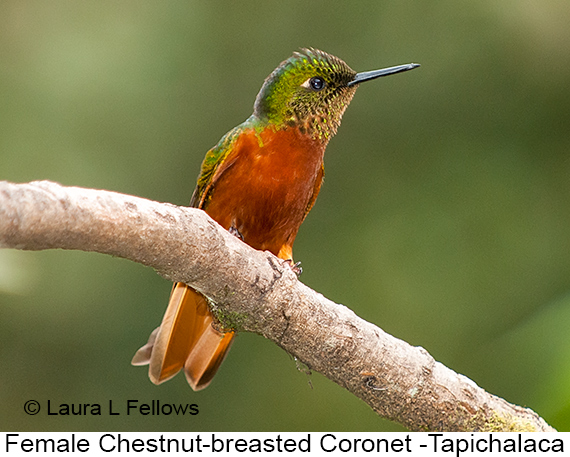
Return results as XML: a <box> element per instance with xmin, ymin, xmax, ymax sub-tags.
<box><xmin>228</xmin><ymin>225</ymin><xmax>244</xmax><ymax>241</ymax></box>
<box><xmin>283</xmin><ymin>259</ymin><xmax>303</xmax><ymax>277</ymax></box>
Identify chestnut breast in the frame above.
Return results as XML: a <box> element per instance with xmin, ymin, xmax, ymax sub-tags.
<box><xmin>203</xmin><ymin>126</ymin><xmax>325</xmax><ymax>258</ymax></box>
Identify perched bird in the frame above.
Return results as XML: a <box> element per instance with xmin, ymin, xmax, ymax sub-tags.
<box><xmin>132</xmin><ymin>48</ymin><xmax>419</xmax><ymax>390</ymax></box>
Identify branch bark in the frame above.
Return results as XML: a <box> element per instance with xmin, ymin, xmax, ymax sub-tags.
<box><xmin>0</xmin><ymin>180</ymin><xmax>556</xmax><ymax>432</ymax></box>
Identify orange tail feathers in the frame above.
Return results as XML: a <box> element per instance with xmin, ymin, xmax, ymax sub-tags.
<box><xmin>132</xmin><ymin>282</ymin><xmax>235</xmax><ymax>391</ymax></box>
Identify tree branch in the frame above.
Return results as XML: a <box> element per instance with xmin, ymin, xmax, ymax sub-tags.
<box><xmin>0</xmin><ymin>180</ymin><xmax>555</xmax><ymax>432</ymax></box>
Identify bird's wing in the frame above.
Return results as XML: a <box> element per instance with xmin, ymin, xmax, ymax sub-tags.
<box><xmin>189</xmin><ymin>125</ymin><xmax>244</xmax><ymax>209</ymax></box>
<box><xmin>302</xmin><ymin>161</ymin><xmax>324</xmax><ymax>221</ymax></box>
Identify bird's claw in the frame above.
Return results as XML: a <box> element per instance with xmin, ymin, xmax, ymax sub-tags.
<box><xmin>284</xmin><ymin>259</ymin><xmax>303</xmax><ymax>277</ymax></box>
<box><xmin>228</xmin><ymin>225</ymin><xmax>244</xmax><ymax>241</ymax></box>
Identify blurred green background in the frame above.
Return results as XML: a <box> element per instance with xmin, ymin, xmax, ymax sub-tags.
<box><xmin>1</xmin><ymin>0</ymin><xmax>570</xmax><ymax>432</ymax></box>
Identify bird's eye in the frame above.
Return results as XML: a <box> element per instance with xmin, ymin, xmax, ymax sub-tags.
<box><xmin>309</xmin><ymin>77</ymin><xmax>326</xmax><ymax>91</ymax></box>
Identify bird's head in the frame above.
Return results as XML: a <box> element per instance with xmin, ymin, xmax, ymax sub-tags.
<box><xmin>253</xmin><ymin>48</ymin><xmax>419</xmax><ymax>143</ymax></box>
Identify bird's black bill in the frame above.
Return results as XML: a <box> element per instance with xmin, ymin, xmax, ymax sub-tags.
<box><xmin>348</xmin><ymin>63</ymin><xmax>420</xmax><ymax>86</ymax></box>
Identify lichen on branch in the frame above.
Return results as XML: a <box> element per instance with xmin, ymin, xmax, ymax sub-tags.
<box><xmin>0</xmin><ymin>180</ymin><xmax>556</xmax><ymax>432</ymax></box>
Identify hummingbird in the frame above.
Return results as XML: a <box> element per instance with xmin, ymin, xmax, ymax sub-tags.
<box><xmin>132</xmin><ymin>48</ymin><xmax>419</xmax><ymax>390</ymax></box>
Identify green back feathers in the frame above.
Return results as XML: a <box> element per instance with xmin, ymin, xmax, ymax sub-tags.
<box><xmin>190</xmin><ymin>123</ymin><xmax>245</xmax><ymax>208</ymax></box>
